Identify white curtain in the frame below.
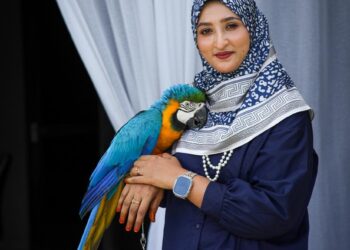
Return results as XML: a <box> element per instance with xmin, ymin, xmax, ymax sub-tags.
<box><xmin>56</xmin><ymin>0</ymin><xmax>350</xmax><ymax>250</ymax></box>
<box><xmin>56</xmin><ymin>1</ymin><xmax>201</xmax><ymax>249</ymax></box>
<box><xmin>56</xmin><ymin>0</ymin><xmax>201</xmax><ymax>130</ymax></box>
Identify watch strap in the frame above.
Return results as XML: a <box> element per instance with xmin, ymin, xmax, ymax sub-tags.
<box><xmin>184</xmin><ymin>171</ymin><xmax>197</xmax><ymax>179</ymax></box>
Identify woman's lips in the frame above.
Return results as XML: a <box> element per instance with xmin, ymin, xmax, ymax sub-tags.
<box><xmin>214</xmin><ymin>51</ymin><xmax>234</xmax><ymax>60</ymax></box>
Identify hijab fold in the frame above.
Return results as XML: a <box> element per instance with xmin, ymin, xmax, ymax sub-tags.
<box><xmin>173</xmin><ymin>0</ymin><xmax>312</xmax><ymax>155</ymax></box>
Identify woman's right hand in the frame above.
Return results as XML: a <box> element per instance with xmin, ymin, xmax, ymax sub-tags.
<box><xmin>116</xmin><ymin>183</ymin><xmax>164</xmax><ymax>233</ymax></box>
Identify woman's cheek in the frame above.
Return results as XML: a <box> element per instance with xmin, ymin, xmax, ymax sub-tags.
<box><xmin>198</xmin><ymin>37</ymin><xmax>212</xmax><ymax>54</ymax></box>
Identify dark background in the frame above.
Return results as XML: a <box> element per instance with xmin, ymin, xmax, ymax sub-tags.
<box><xmin>0</xmin><ymin>1</ymin><xmax>144</xmax><ymax>249</ymax></box>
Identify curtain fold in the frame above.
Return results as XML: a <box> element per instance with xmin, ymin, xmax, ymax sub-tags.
<box><xmin>56</xmin><ymin>0</ymin><xmax>201</xmax><ymax>130</ymax></box>
<box><xmin>56</xmin><ymin>1</ymin><xmax>201</xmax><ymax>249</ymax></box>
<box><xmin>56</xmin><ymin>0</ymin><xmax>350</xmax><ymax>249</ymax></box>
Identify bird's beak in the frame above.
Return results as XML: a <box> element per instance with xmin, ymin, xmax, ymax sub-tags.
<box><xmin>186</xmin><ymin>104</ymin><xmax>208</xmax><ymax>129</ymax></box>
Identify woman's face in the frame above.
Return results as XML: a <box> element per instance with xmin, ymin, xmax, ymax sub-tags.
<box><xmin>197</xmin><ymin>1</ymin><xmax>250</xmax><ymax>74</ymax></box>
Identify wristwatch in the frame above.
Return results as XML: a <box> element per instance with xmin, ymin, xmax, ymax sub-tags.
<box><xmin>172</xmin><ymin>171</ymin><xmax>197</xmax><ymax>199</ymax></box>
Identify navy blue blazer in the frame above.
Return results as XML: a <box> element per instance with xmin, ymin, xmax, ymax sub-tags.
<box><xmin>162</xmin><ymin>111</ymin><xmax>318</xmax><ymax>250</ymax></box>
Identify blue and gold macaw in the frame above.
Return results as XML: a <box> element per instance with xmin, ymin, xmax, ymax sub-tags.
<box><xmin>78</xmin><ymin>84</ymin><xmax>207</xmax><ymax>250</ymax></box>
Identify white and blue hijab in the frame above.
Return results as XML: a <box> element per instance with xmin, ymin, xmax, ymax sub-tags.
<box><xmin>174</xmin><ymin>0</ymin><xmax>312</xmax><ymax>155</ymax></box>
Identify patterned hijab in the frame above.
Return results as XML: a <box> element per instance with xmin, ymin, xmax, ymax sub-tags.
<box><xmin>173</xmin><ymin>0</ymin><xmax>312</xmax><ymax>155</ymax></box>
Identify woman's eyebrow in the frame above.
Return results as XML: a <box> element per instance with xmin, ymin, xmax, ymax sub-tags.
<box><xmin>221</xmin><ymin>17</ymin><xmax>241</xmax><ymax>22</ymax></box>
<box><xmin>197</xmin><ymin>22</ymin><xmax>211</xmax><ymax>28</ymax></box>
<box><xmin>197</xmin><ymin>17</ymin><xmax>241</xmax><ymax>28</ymax></box>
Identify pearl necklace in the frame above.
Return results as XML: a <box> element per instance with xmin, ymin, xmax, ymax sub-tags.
<box><xmin>202</xmin><ymin>149</ymin><xmax>234</xmax><ymax>181</ymax></box>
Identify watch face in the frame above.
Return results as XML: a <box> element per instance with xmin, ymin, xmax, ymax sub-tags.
<box><xmin>173</xmin><ymin>176</ymin><xmax>192</xmax><ymax>198</ymax></box>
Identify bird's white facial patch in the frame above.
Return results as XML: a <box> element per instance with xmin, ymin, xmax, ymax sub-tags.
<box><xmin>176</xmin><ymin>101</ymin><xmax>205</xmax><ymax>125</ymax></box>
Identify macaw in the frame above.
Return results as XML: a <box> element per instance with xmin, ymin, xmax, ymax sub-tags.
<box><xmin>78</xmin><ymin>84</ymin><xmax>207</xmax><ymax>250</ymax></box>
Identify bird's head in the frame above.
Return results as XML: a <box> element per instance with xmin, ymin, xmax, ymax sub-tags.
<box><xmin>152</xmin><ymin>84</ymin><xmax>207</xmax><ymax>131</ymax></box>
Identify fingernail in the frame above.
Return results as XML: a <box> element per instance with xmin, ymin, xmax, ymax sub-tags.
<box><xmin>134</xmin><ymin>227</ymin><xmax>139</xmax><ymax>233</ymax></box>
<box><xmin>119</xmin><ymin>218</ymin><xmax>124</xmax><ymax>224</ymax></box>
<box><xmin>116</xmin><ymin>207</ymin><xmax>121</xmax><ymax>213</ymax></box>
<box><xmin>150</xmin><ymin>212</ymin><xmax>155</xmax><ymax>222</ymax></box>
<box><xmin>125</xmin><ymin>226</ymin><xmax>131</xmax><ymax>232</ymax></box>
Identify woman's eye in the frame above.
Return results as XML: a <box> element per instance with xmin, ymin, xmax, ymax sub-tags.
<box><xmin>199</xmin><ymin>28</ymin><xmax>212</xmax><ymax>36</ymax></box>
<box><xmin>226</xmin><ymin>23</ymin><xmax>238</xmax><ymax>30</ymax></box>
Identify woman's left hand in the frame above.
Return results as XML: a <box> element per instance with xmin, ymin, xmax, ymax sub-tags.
<box><xmin>126</xmin><ymin>153</ymin><xmax>187</xmax><ymax>190</ymax></box>
<box><xmin>117</xmin><ymin>183</ymin><xmax>163</xmax><ymax>232</ymax></box>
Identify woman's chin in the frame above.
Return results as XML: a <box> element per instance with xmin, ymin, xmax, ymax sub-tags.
<box><xmin>215</xmin><ymin>65</ymin><xmax>239</xmax><ymax>74</ymax></box>
<box><xmin>210</xmin><ymin>59</ymin><xmax>240</xmax><ymax>74</ymax></box>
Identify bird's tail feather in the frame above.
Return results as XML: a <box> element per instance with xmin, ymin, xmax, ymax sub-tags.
<box><xmin>78</xmin><ymin>182</ymin><xmax>125</xmax><ymax>250</ymax></box>
<box><xmin>78</xmin><ymin>203</ymin><xmax>99</xmax><ymax>250</ymax></box>
<box><xmin>79</xmin><ymin>170</ymin><xmax>123</xmax><ymax>218</ymax></box>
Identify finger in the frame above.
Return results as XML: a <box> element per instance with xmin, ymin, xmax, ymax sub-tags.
<box><xmin>133</xmin><ymin>160</ymin><xmax>146</xmax><ymax>172</ymax></box>
<box><xmin>138</xmin><ymin>155</ymin><xmax>154</xmax><ymax>161</ymax></box>
<box><xmin>125</xmin><ymin>197</ymin><xmax>142</xmax><ymax>232</ymax></box>
<box><xmin>117</xmin><ymin>184</ymin><xmax>130</xmax><ymax>212</ymax></box>
<box><xmin>149</xmin><ymin>191</ymin><xmax>164</xmax><ymax>222</ymax></box>
<box><xmin>129</xmin><ymin>168</ymin><xmax>134</xmax><ymax>177</ymax></box>
<box><xmin>130</xmin><ymin>166</ymin><xmax>141</xmax><ymax>177</ymax></box>
<box><xmin>119</xmin><ymin>192</ymin><xmax>133</xmax><ymax>225</ymax></box>
<box><xmin>133</xmin><ymin>196</ymin><xmax>152</xmax><ymax>233</ymax></box>
<box><xmin>125</xmin><ymin>176</ymin><xmax>151</xmax><ymax>185</ymax></box>
<box><xmin>161</xmin><ymin>153</ymin><xmax>173</xmax><ymax>159</ymax></box>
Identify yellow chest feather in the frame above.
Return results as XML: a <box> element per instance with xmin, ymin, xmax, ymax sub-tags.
<box><xmin>152</xmin><ymin>100</ymin><xmax>183</xmax><ymax>154</ymax></box>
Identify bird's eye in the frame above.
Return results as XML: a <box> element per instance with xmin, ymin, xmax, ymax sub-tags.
<box><xmin>180</xmin><ymin>101</ymin><xmax>195</xmax><ymax>112</ymax></box>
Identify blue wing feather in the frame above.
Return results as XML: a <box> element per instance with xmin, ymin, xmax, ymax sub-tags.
<box><xmin>79</xmin><ymin>108</ymin><xmax>162</xmax><ymax>218</ymax></box>
<box><xmin>79</xmin><ymin>168</ymin><xmax>123</xmax><ymax>218</ymax></box>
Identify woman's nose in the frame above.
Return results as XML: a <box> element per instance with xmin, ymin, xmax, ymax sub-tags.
<box><xmin>214</xmin><ymin>31</ymin><xmax>228</xmax><ymax>49</ymax></box>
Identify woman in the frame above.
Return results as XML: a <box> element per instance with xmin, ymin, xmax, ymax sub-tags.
<box><xmin>117</xmin><ymin>0</ymin><xmax>318</xmax><ymax>249</ymax></box>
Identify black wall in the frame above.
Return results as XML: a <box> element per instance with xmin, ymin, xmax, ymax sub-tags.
<box><xmin>1</xmin><ymin>0</ymin><xmax>101</xmax><ymax>248</ymax></box>
<box><xmin>0</xmin><ymin>1</ymin><xmax>148</xmax><ymax>250</ymax></box>
<box><xmin>0</xmin><ymin>0</ymin><xmax>29</xmax><ymax>249</ymax></box>
<box><xmin>22</xmin><ymin>0</ymin><xmax>100</xmax><ymax>249</ymax></box>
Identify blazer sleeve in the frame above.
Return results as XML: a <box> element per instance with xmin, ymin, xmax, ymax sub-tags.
<box><xmin>200</xmin><ymin>111</ymin><xmax>318</xmax><ymax>240</ymax></box>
